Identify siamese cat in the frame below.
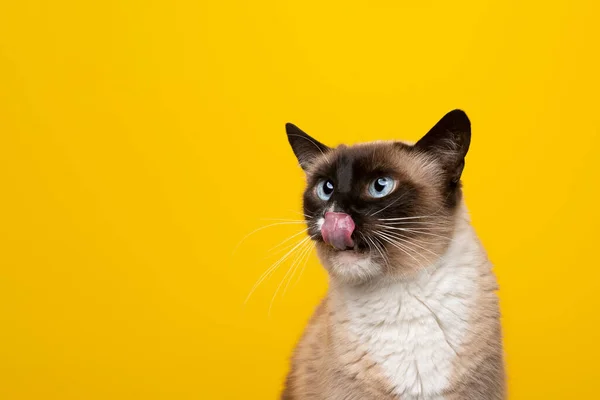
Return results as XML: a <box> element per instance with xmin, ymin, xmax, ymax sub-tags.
<box><xmin>282</xmin><ymin>110</ymin><xmax>505</xmax><ymax>399</ymax></box>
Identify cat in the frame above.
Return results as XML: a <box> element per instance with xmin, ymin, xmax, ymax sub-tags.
<box><xmin>281</xmin><ymin>110</ymin><xmax>505</xmax><ymax>400</ymax></box>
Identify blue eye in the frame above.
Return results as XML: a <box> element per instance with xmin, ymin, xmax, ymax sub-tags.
<box><xmin>316</xmin><ymin>179</ymin><xmax>334</xmax><ymax>201</ymax></box>
<box><xmin>368</xmin><ymin>177</ymin><xmax>395</xmax><ymax>198</ymax></box>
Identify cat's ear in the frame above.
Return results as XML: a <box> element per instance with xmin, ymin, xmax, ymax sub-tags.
<box><xmin>415</xmin><ymin>109</ymin><xmax>471</xmax><ymax>183</ymax></box>
<box><xmin>286</xmin><ymin>123</ymin><xmax>331</xmax><ymax>171</ymax></box>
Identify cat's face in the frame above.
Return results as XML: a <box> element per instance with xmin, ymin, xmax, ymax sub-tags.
<box><xmin>286</xmin><ymin>110</ymin><xmax>471</xmax><ymax>284</ymax></box>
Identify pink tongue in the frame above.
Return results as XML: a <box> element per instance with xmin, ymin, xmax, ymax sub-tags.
<box><xmin>321</xmin><ymin>212</ymin><xmax>355</xmax><ymax>250</ymax></box>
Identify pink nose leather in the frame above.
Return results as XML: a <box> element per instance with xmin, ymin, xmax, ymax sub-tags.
<box><xmin>321</xmin><ymin>212</ymin><xmax>355</xmax><ymax>250</ymax></box>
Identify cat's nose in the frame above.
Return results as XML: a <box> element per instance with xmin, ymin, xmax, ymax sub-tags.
<box><xmin>321</xmin><ymin>212</ymin><xmax>355</xmax><ymax>250</ymax></box>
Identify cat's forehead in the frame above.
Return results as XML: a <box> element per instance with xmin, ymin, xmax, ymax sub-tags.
<box><xmin>305</xmin><ymin>140</ymin><xmax>439</xmax><ymax>187</ymax></box>
<box><xmin>309</xmin><ymin>141</ymin><xmax>408</xmax><ymax>173</ymax></box>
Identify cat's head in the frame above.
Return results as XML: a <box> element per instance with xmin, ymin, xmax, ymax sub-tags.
<box><xmin>286</xmin><ymin>110</ymin><xmax>471</xmax><ymax>284</ymax></box>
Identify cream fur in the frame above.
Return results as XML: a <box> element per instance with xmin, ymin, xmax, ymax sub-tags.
<box><xmin>330</xmin><ymin>213</ymin><xmax>484</xmax><ymax>399</ymax></box>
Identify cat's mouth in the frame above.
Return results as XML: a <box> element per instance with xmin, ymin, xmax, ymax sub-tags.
<box><xmin>317</xmin><ymin>212</ymin><xmax>375</xmax><ymax>254</ymax></box>
<box><xmin>326</xmin><ymin>235</ymin><xmax>370</xmax><ymax>253</ymax></box>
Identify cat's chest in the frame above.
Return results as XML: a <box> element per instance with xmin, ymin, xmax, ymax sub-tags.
<box><xmin>340</xmin><ymin>266</ymin><xmax>477</xmax><ymax>399</ymax></box>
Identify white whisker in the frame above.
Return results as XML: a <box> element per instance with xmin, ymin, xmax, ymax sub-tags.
<box><xmin>262</xmin><ymin>238</ymin><xmax>307</xmax><ymax>260</ymax></box>
<box><xmin>368</xmin><ymin>195</ymin><xmax>404</xmax><ymax>217</ymax></box>
<box><xmin>269</xmin><ymin>237</ymin><xmax>315</xmax><ymax>315</ymax></box>
<box><xmin>244</xmin><ymin>236</ymin><xmax>312</xmax><ymax>306</ymax></box>
<box><xmin>375</xmin><ymin>231</ymin><xmax>425</xmax><ymax>269</ymax></box>
<box><xmin>232</xmin><ymin>221</ymin><xmax>307</xmax><ymax>256</ymax></box>
<box><xmin>267</xmin><ymin>228</ymin><xmax>309</xmax><ymax>253</ymax></box>
<box><xmin>374</xmin><ymin>224</ymin><xmax>453</xmax><ymax>241</ymax></box>
<box><xmin>376</xmin><ymin>231</ymin><xmax>434</xmax><ymax>279</ymax></box>
<box><xmin>372</xmin><ymin>236</ymin><xmax>391</xmax><ymax>271</ymax></box>
<box><xmin>282</xmin><ymin>241</ymin><xmax>313</xmax><ymax>297</ymax></box>
<box><xmin>380</xmin><ymin>225</ymin><xmax>450</xmax><ymax>231</ymax></box>
<box><xmin>380</xmin><ymin>230</ymin><xmax>440</xmax><ymax>259</ymax></box>
<box><xmin>375</xmin><ymin>220</ymin><xmax>444</xmax><ymax>226</ymax></box>
<box><xmin>363</xmin><ymin>233</ymin><xmax>390</xmax><ymax>273</ymax></box>
<box><xmin>383</xmin><ymin>230</ymin><xmax>439</xmax><ymax>248</ymax></box>
<box><xmin>376</xmin><ymin>215</ymin><xmax>440</xmax><ymax>221</ymax></box>
<box><xmin>291</xmin><ymin>243</ymin><xmax>314</xmax><ymax>290</ymax></box>
<box><xmin>290</xmin><ymin>210</ymin><xmax>315</xmax><ymax>219</ymax></box>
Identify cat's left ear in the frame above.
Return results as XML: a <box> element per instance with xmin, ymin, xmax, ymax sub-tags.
<box><xmin>286</xmin><ymin>123</ymin><xmax>331</xmax><ymax>171</ymax></box>
<box><xmin>415</xmin><ymin>109</ymin><xmax>471</xmax><ymax>183</ymax></box>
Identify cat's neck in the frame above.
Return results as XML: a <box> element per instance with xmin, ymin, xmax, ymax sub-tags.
<box><xmin>327</xmin><ymin>212</ymin><xmax>489</xmax><ymax>398</ymax></box>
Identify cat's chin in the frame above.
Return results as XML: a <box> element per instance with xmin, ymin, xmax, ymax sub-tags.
<box><xmin>316</xmin><ymin>244</ymin><xmax>383</xmax><ymax>284</ymax></box>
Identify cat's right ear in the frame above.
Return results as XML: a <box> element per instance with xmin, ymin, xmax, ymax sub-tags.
<box><xmin>415</xmin><ymin>110</ymin><xmax>471</xmax><ymax>183</ymax></box>
<box><xmin>286</xmin><ymin>123</ymin><xmax>331</xmax><ymax>171</ymax></box>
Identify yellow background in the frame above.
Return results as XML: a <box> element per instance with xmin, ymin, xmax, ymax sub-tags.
<box><xmin>1</xmin><ymin>1</ymin><xmax>599</xmax><ymax>398</ymax></box>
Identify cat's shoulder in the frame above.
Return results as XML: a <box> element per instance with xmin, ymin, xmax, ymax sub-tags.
<box><xmin>281</xmin><ymin>297</ymin><xmax>330</xmax><ymax>399</ymax></box>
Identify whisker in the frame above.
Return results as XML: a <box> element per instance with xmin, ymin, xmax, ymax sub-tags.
<box><xmin>244</xmin><ymin>236</ymin><xmax>312</xmax><ymax>305</ymax></box>
<box><xmin>282</xmin><ymin>241</ymin><xmax>313</xmax><ymax>297</ymax></box>
<box><xmin>374</xmin><ymin>220</ymin><xmax>444</xmax><ymax>226</ymax></box>
<box><xmin>368</xmin><ymin>195</ymin><xmax>405</xmax><ymax>217</ymax></box>
<box><xmin>379</xmin><ymin>225</ymin><xmax>450</xmax><ymax>231</ymax></box>
<box><xmin>383</xmin><ymin>230</ymin><xmax>440</xmax><ymax>248</ymax></box>
<box><xmin>374</xmin><ymin>194</ymin><xmax>453</xmax><ymax>222</ymax></box>
<box><xmin>375</xmin><ymin>231</ymin><xmax>425</xmax><ymax>269</ymax></box>
<box><xmin>359</xmin><ymin>232</ymin><xmax>374</xmax><ymax>261</ymax></box>
<box><xmin>380</xmin><ymin>226</ymin><xmax>448</xmax><ymax>235</ymax></box>
<box><xmin>269</xmin><ymin>238</ymin><xmax>315</xmax><ymax>315</ymax></box>
<box><xmin>380</xmin><ymin>231</ymin><xmax>440</xmax><ymax>259</ymax></box>
<box><xmin>287</xmin><ymin>209</ymin><xmax>313</xmax><ymax>217</ymax></box>
<box><xmin>372</xmin><ymin>236</ymin><xmax>391</xmax><ymax>272</ymax></box>
<box><xmin>374</xmin><ymin>225</ymin><xmax>453</xmax><ymax>241</ymax></box>
<box><xmin>376</xmin><ymin>215</ymin><xmax>440</xmax><ymax>221</ymax></box>
<box><xmin>291</xmin><ymin>243</ymin><xmax>314</xmax><ymax>290</ymax></box>
<box><xmin>267</xmin><ymin>228</ymin><xmax>309</xmax><ymax>253</ymax></box>
<box><xmin>362</xmin><ymin>233</ymin><xmax>390</xmax><ymax>273</ymax></box>
<box><xmin>293</xmin><ymin>210</ymin><xmax>315</xmax><ymax>219</ymax></box>
<box><xmin>262</xmin><ymin>238</ymin><xmax>307</xmax><ymax>260</ymax></box>
<box><xmin>232</xmin><ymin>221</ymin><xmax>308</xmax><ymax>256</ymax></box>
<box><xmin>376</xmin><ymin>232</ymin><xmax>434</xmax><ymax>279</ymax></box>
<box><xmin>379</xmin><ymin>230</ymin><xmax>435</xmax><ymax>266</ymax></box>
